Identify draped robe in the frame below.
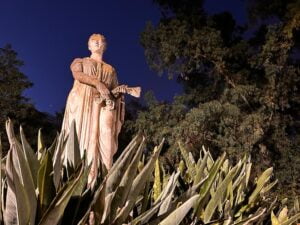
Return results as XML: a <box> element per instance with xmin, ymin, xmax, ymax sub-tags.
<box><xmin>61</xmin><ymin>57</ymin><xmax>125</xmax><ymax>173</ymax></box>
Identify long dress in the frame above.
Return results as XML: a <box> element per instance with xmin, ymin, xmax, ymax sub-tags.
<box><xmin>61</xmin><ymin>57</ymin><xmax>125</xmax><ymax>174</ymax></box>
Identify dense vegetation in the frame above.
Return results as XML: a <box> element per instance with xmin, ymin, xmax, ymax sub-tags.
<box><xmin>0</xmin><ymin>0</ymin><xmax>300</xmax><ymax>223</ymax></box>
<box><xmin>0</xmin><ymin>45</ymin><xmax>60</xmax><ymax>151</ymax></box>
<box><xmin>1</xmin><ymin>120</ymin><xmax>300</xmax><ymax>224</ymax></box>
<box><xmin>124</xmin><ymin>0</ymin><xmax>300</xmax><ymax>198</ymax></box>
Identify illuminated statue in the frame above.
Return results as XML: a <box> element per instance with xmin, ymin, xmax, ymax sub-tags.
<box><xmin>61</xmin><ymin>34</ymin><xmax>140</xmax><ymax>186</ymax></box>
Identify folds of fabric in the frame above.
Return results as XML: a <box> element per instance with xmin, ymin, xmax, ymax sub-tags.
<box><xmin>61</xmin><ymin>57</ymin><xmax>125</xmax><ymax>174</ymax></box>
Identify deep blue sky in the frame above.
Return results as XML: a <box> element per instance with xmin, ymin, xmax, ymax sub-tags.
<box><xmin>0</xmin><ymin>0</ymin><xmax>246</xmax><ymax>115</ymax></box>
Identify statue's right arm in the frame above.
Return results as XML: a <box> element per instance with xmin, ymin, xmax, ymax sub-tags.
<box><xmin>71</xmin><ymin>58</ymin><xmax>99</xmax><ymax>88</ymax></box>
<box><xmin>71</xmin><ymin>58</ymin><xmax>110</xmax><ymax>96</ymax></box>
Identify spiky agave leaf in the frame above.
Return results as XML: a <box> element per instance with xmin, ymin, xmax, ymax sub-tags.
<box><xmin>261</xmin><ymin>179</ymin><xmax>278</xmax><ymax>194</ymax></box>
<box><xmin>249</xmin><ymin>168</ymin><xmax>273</xmax><ymax>204</ymax></box>
<box><xmin>194</xmin><ymin>152</ymin><xmax>226</xmax><ymax>219</ymax></box>
<box><xmin>178</xmin><ymin>141</ymin><xmax>196</xmax><ymax>178</ymax></box>
<box><xmin>159</xmin><ymin>194</ymin><xmax>200</xmax><ymax>225</ymax></box>
<box><xmin>203</xmin><ymin>161</ymin><xmax>242</xmax><ymax>223</ymax></box>
<box><xmin>5</xmin><ymin>148</ymin><xmax>36</xmax><ymax>225</ymax></box>
<box><xmin>5</xmin><ymin>119</ymin><xmax>37</xmax><ymax>225</ymax></box>
<box><xmin>293</xmin><ymin>198</ymin><xmax>300</xmax><ymax>214</ymax></box>
<box><xmin>281</xmin><ymin>213</ymin><xmax>300</xmax><ymax>225</ymax></box>
<box><xmin>271</xmin><ymin>211</ymin><xmax>280</xmax><ymax>225</ymax></box>
<box><xmin>141</xmin><ymin>179</ymin><xmax>151</xmax><ymax>213</ymax></box>
<box><xmin>154</xmin><ymin>172</ymin><xmax>177</xmax><ymax>205</ymax></box>
<box><xmin>112</xmin><ymin>139</ymin><xmax>164</xmax><ymax>225</ymax></box>
<box><xmin>52</xmin><ymin>131</ymin><xmax>67</xmax><ymax>190</ymax></box>
<box><xmin>131</xmin><ymin>201</ymin><xmax>163</xmax><ymax>225</ymax></box>
<box><xmin>106</xmin><ymin>137</ymin><xmax>145</xmax><ymax>223</ymax></box>
<box><xmin>105</xmin><ymin>134</ymin><xmax>142</xmax><ymax>195</ymax></box>
<box><xmin>153</xmin><ymin>158</ymin><xmax>162</xmax><ymax>202</ymax></box>
<box><xmin>194</xmin><ymin>152</ymin><xmax>209</xmax><ymax>186</ymax></box>
<box><xmin>64</xmin><ymin>120</ymin><xmax>81</xmax><ymax>170</ymax></box>
<box><xmin>234</xmin><ymin>208</ymin><xmax>266</xmax><ymax>225</ymax></box>
<box><xmin>38</xmin><ymin>162</ymin><xmax>90</xmax><ymax>225</ymax></box>
<box><xmin>77</xmin><ymin>177</ymin><xmax>107</xmax><ymax>225</ymax></box>
<box><xmin>20</xmin><ymin>126</ymin><xmax>39</xmax><ymax>188</ymax></box>
<box><xmin>3</xmin><ymin>150</ymin><xmax>18</xmax><ymax>225</ymax></box>
<box><xmin>277</xmin><ymin>206</ymin><xmax>288</xmax><ymax>223</ymax></box>
<box><xmin>158</xmin><ymin>171</ymin><xmax>180</xmax><ymax>216</ymax></box>
<box><xmin>38</xmin><ymin>128</ymin><xmax>46</xmax><ymax>161</ymax></box>
<box><xmin>37</xmin><ymin>151</ymin><xmax>56</xmax><ymax>215</ymax></box>
<box><xmin>47</xmin><ymin>132</ymin><xmax>59</xmax><ymax>157</ymax></box>
<box><xmin>62</xmin><ymin>159</ymin><xmax>91</xmax><ymax>225</ymax></box>
<box><xmin>133</xmin><ymin>172</ymin><xmax>192</xmax><ymax>225</ymax></box>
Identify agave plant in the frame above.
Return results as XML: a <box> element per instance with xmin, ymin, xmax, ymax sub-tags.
<box><xmin>153</xmin><ymin>141</ymin><xmax>300</xmax><ymax>225</ymax></box>
<box><xmin>0</xmin><ymin>119</ymin><xmax>201</xmax><ymax>225</ymax></box>
<box><xmin>0</xmin><ymin>119</ymin><xmax>299</xmax><ymax>225</ymax></box>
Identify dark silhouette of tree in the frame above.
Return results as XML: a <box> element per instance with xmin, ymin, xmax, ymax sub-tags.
<box><xmin>0</xmin><ymin>44</ymin><xmax>59</xmax><ymax>152</ymax></box>
<box><xmin>128</xmin><ymin>0</ymin><xmax>300</xmax><ymax>197</ymax></box>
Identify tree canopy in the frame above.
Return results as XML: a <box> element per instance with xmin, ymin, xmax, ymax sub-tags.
<box><xmin>0</xmin><ymin>44</ymin><xmax>59</xmax><ymax>151</ymax></box>
<box><xmin>125</xmin><ymin>0</ymin><xmax>300</xmax><ymax>197</ymax></box>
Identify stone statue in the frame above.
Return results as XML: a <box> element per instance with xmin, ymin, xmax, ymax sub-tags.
<box><xmin>61</xmin><ymin>34</ymin><xmax>141</xmax><ymax>186</ymax></box>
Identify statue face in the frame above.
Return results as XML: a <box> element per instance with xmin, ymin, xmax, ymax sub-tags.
<box><xmin>88</xmin><ymin>39</ymin><xmax>104</xmax><ymax>53</ymax></box>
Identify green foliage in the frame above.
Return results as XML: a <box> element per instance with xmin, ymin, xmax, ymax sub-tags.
<box><xmin>1</xmin><ymin>120</ymin><xmax>299</xmax><ymax>224</ymax></box>
<box><xmin>130</xmin><ymin>0</ymin><xmax>300</xmax><ymax>198</ymax></box>
<box><xmin>175</xmin><ymin>143</ymin><xmax>300</xmax><ymax>224</ymax></box>
<box><xmin>0</xmin><ymin>44</ymin><xmax>59</xmax><ymax>153</ymax></box>
<box><xmin>247</xmin><ymin>0</ymin><xmax>300</xmax><ymax>28</ymax></box>
<box><xmin>0</xmin><ymin>120</ymin><xmax>178</xmax><ymax>225</ymax></box>
<box><xmin>0</xmin><ymin>44</ymin><xmax>32</xmax><ymax>149</ymax></box>
<box><xmin>0</xmin><ymin>45</ymin><xmax>32</xmax><ymax>106</ymax></box>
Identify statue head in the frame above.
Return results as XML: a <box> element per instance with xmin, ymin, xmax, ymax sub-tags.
<box><xmin>88</xmin><ymin>34</ymin><xmax>107</xmax><ymax>54</ymax></box>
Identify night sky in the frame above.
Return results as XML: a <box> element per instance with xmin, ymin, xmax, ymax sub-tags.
<box><xmin>0</xmin><ymin>0</ymin><xmax>246</xmax><ymax>115</ymax></box>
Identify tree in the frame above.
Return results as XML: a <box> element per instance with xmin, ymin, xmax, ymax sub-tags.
<box><xmin>0</xmin><ymin>44</ymin><xmax>59</xmax><ymax>151</ymax></box>
<box><xmin>0</xmin><ymin>44</ymin><xmax>32</xmax><ymax>149</ymax></box>
<box><xmin>0</xmin><ymin>44</ymin><xmax>33</xmax><ymax>118</ymax></box>
<box><xmin>129</xmin><ymin>0</ymin><xmax>300</xmax><ymax>197</ymax></box>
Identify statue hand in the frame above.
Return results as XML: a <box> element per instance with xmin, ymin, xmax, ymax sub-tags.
<box><xmin>96</xmin><ymin>82</ymin><xmax>110</xmax><ymax>97</ymax></box>
<box><xmin>105</xmin><ymin>99</ymin><xmax>115</xmax><ymax>110</ymax></box>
